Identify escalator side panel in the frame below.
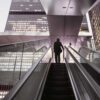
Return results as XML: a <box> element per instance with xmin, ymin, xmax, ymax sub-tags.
<box><xmin>82</xmin><ymin>63</ymin><xmax>100</xmax><ymax>85</ymax></box>
<box><xmin>69</xmin><ymin>63</ymin><xmax>100</xmax><ymax>100</ymax></box>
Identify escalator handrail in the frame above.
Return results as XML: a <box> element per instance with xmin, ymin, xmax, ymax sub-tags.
<box><xmin>79</xmin><ymin>46</ymin><xmax>100</xmax><ymax>54</ymax></box>
<box><xmin>4</xmin><ymin>47</ymin><xmax>51</xmax><ymax>100</ymax></box>
<box><xmin>65</xmin><ymin>58</ymin><xmax>81</xmax><ymax>100</ymax></box>
<box><xmin>34</xmin><ymin>58</ymin><xmax>52</xmax><ymax>100</ymax></box>
<box><xmin>65</xmin><ymin>47</ymin><xmax>100</xmax><ymax>99</ymax></box>
<box><xmin>65</xmin><ymin>47</ymin><xmax>90</xmax><ymax>100</ymax></box>
<box><xmin>0</xmin><ymin>38</ymin><xmax>49</xmax><ymax>48</ymax></box>
<box><xmin>70</xmin><ymin>46</ymin><xmax>100</xmax><ymax>73</ymax></box>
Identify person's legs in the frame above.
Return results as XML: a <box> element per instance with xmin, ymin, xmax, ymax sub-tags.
<box><xmin>55</xmin><ymin>53</ymin><xmax>57</xmax><ymax>63</ymax></box>
<box><xmin>58</xmin><ymin>53</ymin><xmax>60</xmax><ymax>63</ymax></box>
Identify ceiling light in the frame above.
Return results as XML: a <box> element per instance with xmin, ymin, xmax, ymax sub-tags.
<box><xmin>70</xmin><ymin>7</ymin><xmax>73</xmax><ymax>9</ymax></box>
<box><xmin>62</xmin><ymin>7</ymin><xmax>66</xmax><ymax>8</ymax></box>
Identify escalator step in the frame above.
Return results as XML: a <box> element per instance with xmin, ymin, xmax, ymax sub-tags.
<box><xmin>46</xmin><ymin>81</ymin><xmax>71</xmax><ymax>87</ymax></box>
<box><xmin>44</xmin><ymin>87</ymin><xmax>73</xmax><ymax>95</ymax></box>
<box><xmin>41</xmin><ymin>63</ymin><xmax>75</xmax><ymax>100</ymax></box>
<box><xmin>47</xmin><ymin>76</ymin><xmax>69</xmax><ymax>81</ymax></box>
<box><xmin>42</xmin><ymin>94</ymin><xmax>75</xmax><ymax>100</ymax></box>
<box><xmin>48</xmin><ymin>71</ymin><xmax>67</xmax><ymax>75</ymax></box>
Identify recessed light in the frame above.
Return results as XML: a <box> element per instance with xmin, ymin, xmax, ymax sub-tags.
<box><xmin>20</xmin><ymin>4</ymin><xmax>24</xmax><ymax>7</ymax></box>
<box><xmin>29</xmin><ymin>4</ymin><xmax>32</xmax><ymax>6</ymax></box>
<box><xmin>25</xmin><ymin>8</ymin><xmax>29</xmax><ymax>10</ymax></box>
<box><xmin>62</xmin><ymin>7</ymin><xmax>66</xmax><ymax>8</ymax></box>
<box><xmin>70</xmin><ymin>7</ymin><xmax>73</xmax><ymax>9</ymax></box>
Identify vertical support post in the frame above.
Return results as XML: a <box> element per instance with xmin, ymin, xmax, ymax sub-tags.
<box><xmin>19</xmin><ymin>43</ymin><xmax>25</xmax><ymax>80</ymax></box>
<box><xmin>12</xmin><ymin>51</ymin><xmax>18</xmax><ymax>85</ymax></box>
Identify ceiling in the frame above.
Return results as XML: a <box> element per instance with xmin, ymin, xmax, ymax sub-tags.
<box><xmin>40</xmin><ymin>0</ymin><xmax>96</xmax><ymax>45</ymax></box>
<box><xmin>48</xmin><ymin>16</ymin><xmax>83</xmax><ymax>45</ymax></box>
<box><xmin>40</xmin><ymin>0</ymin><xmax>96</xmax><ymax>15</ymax></box>
<box><xmin>47</xmin><ymin>16</ymin><xmax>83</xmax><ymax>36</ymax></box>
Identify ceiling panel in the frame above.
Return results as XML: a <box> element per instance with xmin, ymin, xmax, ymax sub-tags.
<box><xmin>40</xmin><ymin>0</ymin><xmax>96</xmax><ymax>15</ymax></box>
<box><xmin>47</xmin><ymin>16</ymin><xmax>65</xmax><ymax>36</ymax></box>
<box><xmin>64</xmin><ymin>16</ymin><xmax>83</xmax><ymax>35</ymax></box>
<box><xmin>48</xmin><ymin>16</ymin><xmax>83</xmax><ymax>45</ymax></box>
<box><xmin>48</xmin><ymin>16</ymin><xmax>82</xmax><ymax>36</ymax></box>
<box><xmin>66</xmin><ymin>0</ymin><xmax>82</xmax><ymax>15</ymax></box>
<box><xmin>40</xmin><ymin>0</ymin><xmax>70</xmax><ymax>15</ymax></box>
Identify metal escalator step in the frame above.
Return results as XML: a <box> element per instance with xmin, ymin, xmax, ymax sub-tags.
<box><xmin>47</xmin><ymin>76</ymin><xmax>69</xmax><ymax>81</ymax></box>
<box><xmin>50</xmin><ymin>66</ymin><xmax>66</xmax><ymax>69</ymax></box>
<box><xmin>46</xmin><ymin>81</ymin><xmax>71</xmax><ymax>87</ymax></box>
<box><xmin>48</xmin><ymin>72</ymin><xmax>67</xmax><ymax>76</ymax></box>
<box><xmin>41</xmin><ymin>63</ymin><xmax>75</xmax><ymax>100</ymax></box>
<box><xmin>44</xmin><ymin>87</ymin><xmax>73</xmax><ymax>95</ymax></box>
<box><xmin>42</xmin><ymin>94</ymin><xmax>75</xmax><ymax>100</ymax></box>
<box><xmin>49</xmin><ymin>69</ymin><xmax>66</xmax><ymax>73</ymax></box>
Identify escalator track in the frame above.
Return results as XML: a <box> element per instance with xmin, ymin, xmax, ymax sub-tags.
<box><xmin>41</xmin><ymin>63</ymin><xmax>75</xmax><ymax>100</ymax></box>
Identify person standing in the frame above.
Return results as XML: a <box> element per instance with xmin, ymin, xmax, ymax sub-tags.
<box><xmin>54</xmin><ymin>38</ymin><xmax>64</xmax><ymax>63</ymax></box>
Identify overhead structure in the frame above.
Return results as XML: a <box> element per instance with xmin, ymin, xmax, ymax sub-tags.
<box><xmin>40</xmin><ymin>0</ymin><xmax>96</xmax><ymax>45</ymax></box>
<box><xmin>40</xmin><ymin>0</ymin><xmax>96</xmax><ymax>15</ymax></box>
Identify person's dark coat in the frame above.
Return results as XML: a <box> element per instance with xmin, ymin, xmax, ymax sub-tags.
<box><xmin>54</xmin><ymin>41</ymin><xmax>63</xmax><ymax>54</ymax></box>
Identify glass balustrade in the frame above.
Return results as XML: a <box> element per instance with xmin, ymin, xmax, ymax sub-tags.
<box><xmin>0</xmin><ymin>39</ymin><xmax>50</xmax><ymax>100</ymax></box>
<box><xmin>4</xmin><ymin>47</ymin><xmax>52</xmax><ymax>100</ymax></box>
<box><xmin>78</xmin><ymin>47</ymin><xmax>100</xmax><ymax>69</ymax></box>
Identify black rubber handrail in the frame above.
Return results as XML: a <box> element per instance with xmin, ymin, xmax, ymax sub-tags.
<box><xmin>65</xmin><ymin>58</ymin><xmax>80</xmax><ymax>100</ymax></box>
<box><xmin>3</xmin><ymin>47</ymin><xmax>51</xmax><ymax>100</ymax></box>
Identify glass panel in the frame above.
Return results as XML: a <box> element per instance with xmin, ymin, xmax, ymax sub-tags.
<box><xmin>12</xmin><ymin>48</ymin><xmax>52</xmax><ymax>100</ymax></box>
<box><xmin>66</xmin><ymin>48</ymin><xmax>81</xmax><ymax>63</ymax></box>
<box><xmin>78</xmin><ymin>47</ymin><xmax>100</xmax><ymax>68</ymax></box>
<box><xmin>0</xmin><ymin>39</ymin><xmax>50</xmax><ymax>100</ymax></box>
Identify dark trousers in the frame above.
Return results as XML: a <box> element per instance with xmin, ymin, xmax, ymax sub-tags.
<box><xmin>55</xmin><ymin>53</ymin><xmax>60</xmax><ymax>63</ymax></box>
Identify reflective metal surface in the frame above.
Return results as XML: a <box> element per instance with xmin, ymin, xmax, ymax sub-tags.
<box><xmin>40</xmin><ymin>0</ymin><xmax>96</xmax><ymax>15</ymax></box>
<box><xmin>48</xmin><ymin>16</ymin><xmax>83</xmax><ymax>45</ymax></box>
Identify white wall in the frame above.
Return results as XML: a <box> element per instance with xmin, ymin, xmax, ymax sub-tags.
<box><xmin>0</xmin><ymin>0</ymin><xmax>12</xmax><ymax>32</ymax></box>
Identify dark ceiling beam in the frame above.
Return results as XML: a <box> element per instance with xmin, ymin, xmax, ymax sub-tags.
<box><xmin>9</xmin><ymin>11</ymin><xmax>46</xmax><ymax>15</ymax></box>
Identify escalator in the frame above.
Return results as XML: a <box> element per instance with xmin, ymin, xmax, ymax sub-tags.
<box><xmin>81</xmin><ymin>63</ymin><xmax>100</xmax><ymax>85</ymax></box>
<box><xmin>41</xmin><ymin>63</ymin><xmax>75</xmax><ymax>100</ymax></box>
<box><xmin>3</xmin><ymin>46</ymin><xmax>100</xmax><ymax>100</ymax></box>
<box><xmin>65</xmin><ymin>46</ymin><xmax>100</xmax><ymax>99</ymax></box>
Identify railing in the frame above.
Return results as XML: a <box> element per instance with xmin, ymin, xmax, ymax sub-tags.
<box><xmin>79</xmin><ymin>46</ymin><xmax>100</xmax><ymax>60</ymax></box>
<box><xmin>79</xmin><ymin>46</ymin><xmax>100</xmax><ymax>68</ymax></box>
<box><xmin>65</xmin><ymin>57</ymin><xmax>80</xmax><ymax>100</ymax></box>
<box><xmin>0</xmin><ymin>39</ymin><xmax>50</xmax><ymax>100</ymax></box>
<box><xmin>71</xmin><ymin>47</ymin><xmax>100</xmax><ymax>73</ymax></box>
<box><xmin>3</xmin><ymin>47</ymin><xmax>52</xmax><ymax>100</ymax></box>
<box><xmin>0</xmin><ymin>38</ymin><xmax>49</xmax><ymax>52</ymax></box>
<box><xmin>69</xmin><ymin>46</ymin><xmax>100</xmax><ymax>86</ymax></box>
<box><xmin>65</xmin><ymin>47</ymin><xmax>100</xmax><ymax>100</ymax></box>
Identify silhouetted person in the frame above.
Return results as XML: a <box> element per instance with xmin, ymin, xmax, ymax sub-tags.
<box><xmin>54</xmin><ymin>38</ymin><xmax>64</xmax><ymax>63</ymax></box>
<box><xmin>68</xmin><ymin>43</ymin><xmax>72</xmax><ymax>47</ymax></box>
